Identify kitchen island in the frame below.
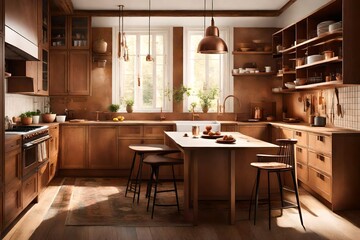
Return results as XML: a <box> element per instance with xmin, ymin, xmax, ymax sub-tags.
<box><xmin>164</xmin><ymin>131</ymin><xmax>278</xmax><ymax>225</ymax></box>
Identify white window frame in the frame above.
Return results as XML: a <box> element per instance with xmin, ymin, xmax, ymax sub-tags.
<box><xmin>112</xmin><ymin>27</ymin><xmax>173</xmax><ymax>112</ymax></box>
<box><xmin>183</xmin><ymin>27</ymin><xmax>233</xmax><ymax>112</ymax></box>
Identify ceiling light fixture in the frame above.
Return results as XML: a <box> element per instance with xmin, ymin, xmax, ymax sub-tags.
<box><xmin>197</xmin><ymin>0</ymin><xmax>228</xmax><ymax>54</ymax></box>
<box><xmin>118</xmin><ymin>4</ymin><xmax>129</xmax><ymax>61</ymax></box>
<box><xmin>146</xmin><ymin>0</ymin><xmax>153</xmax><ymax>61</ymax></box>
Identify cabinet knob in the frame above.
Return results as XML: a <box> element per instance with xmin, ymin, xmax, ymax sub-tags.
<box><xmin>316</xmin><ymin>135</ymin><xmax>325</xmax><ymax>142</ymax></box>
<box><xmin>296</xmin><ymin>147</ymin><xmax>302</xmax><ymax>153</ymax></box>
<box><xmin>316</xmin><ymin>172</ymin><xmax>325</xmax><ymax>181</ymax></box>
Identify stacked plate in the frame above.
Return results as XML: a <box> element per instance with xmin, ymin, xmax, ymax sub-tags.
<box><xmin>329</xmin><ymin>21</ymin><xmax>342</xmax><ymax>33</ymax></box>
<box><xmin>317</xmin><ymin>21</ymin><xmax>335</xmax><ymax>36</ymax></box>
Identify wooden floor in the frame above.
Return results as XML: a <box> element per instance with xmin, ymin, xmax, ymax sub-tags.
<box><xmin>3</xmin><ymin>177</ymin><xmax>360</xmax><ymax>240</ymax></box>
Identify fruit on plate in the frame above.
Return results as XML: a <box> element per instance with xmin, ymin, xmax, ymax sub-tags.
<box><xmin>113</xmin><ymin>115</ymin><xmax>125</xmax><ymax>121</ymax></box>
<box><xmin>208</xmin><ymin>131</ymin><xmax>215</xmax><ymax>136</ymax></box>
<box><xmin>222</xmin><ymin>135</ymin><xmax>234</xmax><ymax>141</ymax></box>
<box><xmin>205</xmin><ymin>125</ymin><xmax>212</xmax><ymax>131</ymax></box>
<box><xmin>215</xmin><ymin>131</ymin><xmax>221</xmax><ymax>135</ymax></box>
<box><xmin>203</xmin><ymin>130</ymin><xmax>208</xmax><ymax>135</ymax></box>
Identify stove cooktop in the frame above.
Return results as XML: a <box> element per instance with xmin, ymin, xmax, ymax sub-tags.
<box><xmin>5</xmin><ymin>125</ymin><xmax>48</xmax><ymax>134</ymax></box>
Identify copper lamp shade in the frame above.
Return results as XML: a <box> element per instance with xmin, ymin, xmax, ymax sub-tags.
<box><xmin>197</xmin><ymin>18</ymin><xmax>228</xmax><ymax>54</ymax></box>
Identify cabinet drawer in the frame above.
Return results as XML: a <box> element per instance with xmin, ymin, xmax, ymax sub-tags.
<box><xmin>118</xmin><ymin>125</ymin><xmax>143</xmax><ymax>137</ymax></box>
<box><xmin>5</xmin><ymin>136</ymin><xmax>21</xmax><ymax>153</ymax></box>
<box><xmin>5</xmin><ymin>148</ymin><xmax>22</xmax><ymax>185</ymax></box>
<box><xmin>308</xmin><ymin>151</ymin><xmax>332</xmax><ymax>176</ymax></box>
<box><xmin>22</xmin><ymin>173</ymin><xmax>38</xmax><ymax>207</ymax></box>
<box><xmin>296</xmin><ymin>161</ymin><xmax>308</xmax><ymax>183</ymax></box>
<box><xmin>308</xmin><ymin>133</ymin><xmax>331</xmax><ymax>155</ymax></box>
<box><xmin>295</xmin><ymin>146</ymin><xmax>307</xmax><ymax>164</ymax></box>
<box><xmin>294</xmin><ymin>130</ymin><xmax>307</xmax><ymax>147</ymax></box>
<box><xmin>143</xmin><ymin>125</ymin><xmax>174</xmax><ymax>138</ymax></box>
<box><xmin>308</xmin><ymin>167</ymin><xmax>331</xmax><ymax>202</ymax></box>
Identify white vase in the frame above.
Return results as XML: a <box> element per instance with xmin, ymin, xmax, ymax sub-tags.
<box><xmin>32</xmin><ymin>115</ymin><xmax>40</xmax><ymax>124</ymax></box>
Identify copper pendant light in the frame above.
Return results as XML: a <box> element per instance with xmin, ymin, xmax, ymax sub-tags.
<box><xmin>146</xmin><ymin>0</ymin><xmax>153</xmax><ymax>61</ymax></box>
<box><xmin>197</xmin><ymin>0</ymin><xmax>228</xmax><ymax>54</ymax></box>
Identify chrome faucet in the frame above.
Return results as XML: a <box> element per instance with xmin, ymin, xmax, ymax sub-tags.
<box><xmin>222</xmin><ymin>95</ymin><xmax>241</xmax><ymax>120</ymax></box>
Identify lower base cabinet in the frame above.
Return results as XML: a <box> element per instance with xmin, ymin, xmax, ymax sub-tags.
<box><xmin>38</xmin><ymin>162</ymin><xmax>49</xmax><ymax>194</ymax></box>
<box><xmin>4</xmin><ymin>181</ymin><xmax>22</xmax><ymax>228</ymax></box>
<box><xmin>22</xmin><ymin>172</ymin><xmax>38</xmax><ymax>208</ymax></box>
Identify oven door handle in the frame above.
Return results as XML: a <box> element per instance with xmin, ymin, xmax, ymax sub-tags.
<box><xmin>23</xmin><ymin>135</ymin><xmax>51</xmax><ymax>148</ymax></box>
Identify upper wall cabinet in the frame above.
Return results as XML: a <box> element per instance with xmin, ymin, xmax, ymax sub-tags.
<box><xmin>50</xmin><ymin>16</ymin><xmax>90</xmax><ymax>49</ymax></box>
<box><xmin>272</xmin><ymin>0</ymin><xmax>360</xmax><ymax>93</ymax></box>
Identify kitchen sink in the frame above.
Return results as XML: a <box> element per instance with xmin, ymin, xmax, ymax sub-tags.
<box><xmin>175</xmin><ymin>121</ymin><xmax>221</xmax><ymax>132</ymax></box>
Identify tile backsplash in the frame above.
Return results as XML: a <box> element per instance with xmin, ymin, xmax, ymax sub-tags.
<box><xmin>5</xmin><ymin>93</ymin><xmax>49</xmax><ymax>119</ymax></box>
<box><xmin>327</xmin><ymin>85</ymin><xmax>360</xmax><ymax>130</ymax></box>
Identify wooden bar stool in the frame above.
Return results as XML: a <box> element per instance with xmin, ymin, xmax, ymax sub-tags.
<box><xmin>125</xmin><ymin>144</ymin><xmax>180</xmax><ymax>203</ymax></box>
<box><xmin>249</xmin><ymin>139</ymin><xmax>305</xmax><ymax>230</ymax></box>
<box><xmin>143</xmin><ymin>154</ymin><xmax>183</xmax><ymax>219</ymax></box>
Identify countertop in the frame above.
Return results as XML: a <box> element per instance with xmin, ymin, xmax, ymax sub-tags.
<box><xmin>165</xmin><ymin>131</ymin><xmax>277</xmax><ymax>149</ymax></box>
<box><xmin>23</xmin><ymin>120</ymin><xmax>359</xmax><ymax>134</ymax></box>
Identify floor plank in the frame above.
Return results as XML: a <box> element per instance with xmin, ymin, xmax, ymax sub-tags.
<box><xmin>3</xmin><ymin>177</ymin><xmax>360</xmax><ymax>240</ymax></box>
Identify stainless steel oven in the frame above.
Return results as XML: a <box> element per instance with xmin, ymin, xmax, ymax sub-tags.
<box><xmin>23</xmin><ymin>134</ymin><xmax>51</xmax><ymax>176</ymax></box>
<box><xmin>5</xmin><ymin>125</ymin><xmax>51</xmax><ymax>177</ymax></box>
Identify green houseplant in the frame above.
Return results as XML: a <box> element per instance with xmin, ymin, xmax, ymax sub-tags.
<box><xmin>197</xmin><ymin>87</ymin><xmax>219</xmax><ymax>113</ymax></box>
<box><xmin>173</xmin><ymin>85</ymin><xmax>191</xmax><ymax>102</ymax></box>
<box><xmin>124</xmin><ymin>99</ymin><xmax>134</xmax><ymax>113</ymax></box>
<box><xmin>20</xmin><ymin>111</ymin><xmax>33</xmax><ymax>125</ymax></box>
<box><xmin>109</xmin><ymin>104</ymin><xmax>120</xmax><ymax>112</ymax></box>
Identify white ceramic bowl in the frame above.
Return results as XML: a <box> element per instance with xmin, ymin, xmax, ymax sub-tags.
<box><xmin>307</xmin><ymin>55</ymin><xmax>324</xmax><ymax>64</ymax></box>
<box><xmin>285</xmin><ymin>82</ymin><xmax>296</xmax><ymax>89</ymax></box>
<box><xmin>56</xmin><ymin>115</ymin><xmax>66</xmax><ymax>123</ymax></box>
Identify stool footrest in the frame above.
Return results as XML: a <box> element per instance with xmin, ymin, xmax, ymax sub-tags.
<box><xmin>154</xmin><ymin>203</ymin><xmax>179</xmax><ymax>207</ymax></box>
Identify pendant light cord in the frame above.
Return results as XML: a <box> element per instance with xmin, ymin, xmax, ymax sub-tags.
<box><xmin>203</xmin><ymin>0</ymin><xmax>206</xmax><ymax>35</ymax></box>
<box><xmin>148</xmin><ymin>0</ymin><xmax>151</xmax><ymax>56</ymax></box>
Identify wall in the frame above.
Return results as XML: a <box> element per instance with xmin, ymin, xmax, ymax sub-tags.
<box><xmin>4</xmin><ymin>93</ymin><xmax>48</xmax><ymax>119</ymax></box>
<box><xmin>275</xmin><ymin>0</ymin><xmax>332</xmax><ymax>28</ymax></box>
<box><xmin>283</xmin><ymin>86</ymin><xmax>360</xmax><ymax>131</ymax></box>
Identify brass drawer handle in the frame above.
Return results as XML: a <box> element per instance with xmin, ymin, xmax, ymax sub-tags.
<box><xmin>316</xmin><ymin>135</ymin><xmax>325</xmax><ymax>142</ymax></box>
<box><xmin>316</xmin><ymin>172</ymin><xmax>325</xmax><ymax>181</ymax></box>
<box><xmin>297</xmin><ymin>163</ymin><xmax>303</xmax><ymax>169</ymax></box>
<box><xmin>316</xmin><ymin>154</ymin><xmax>325</xmax><ymax>161</ymax></box>
<box><xmin>295</xmin><ymin>131</ymin><xmax>302</xmax><ymax>137</ymax></box>
<box><xmin>296</xmin><ymin>147</ymin><xmax>302</xmax><ymax>153</ymax></box>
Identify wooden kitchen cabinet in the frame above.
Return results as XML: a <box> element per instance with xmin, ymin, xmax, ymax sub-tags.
<box><xmin>22</xmin><ymin>172</ymin><xmax>38</xmax><ymax>207</ymax></box>
<box><xmin>272</xmin><ymin>0</ymin><xmax>360</xmax><ymax>92</ymax></box>
<box><xmin>4</xmin><ymin>135</ymin><xmax>22</xmax><ymax>228</ymax></box>
<box><xmin>49</xmin><ymin>50</ymin><xmax>90</xmax><ymax>95</ymax></box>
<box><xmin>221</xmin><ymin>123</ymin><xmax>237</xmax><ymax>132</ymax></box>
<box><xmin>37</xmin><ymin>161</ymin><xmax>49</xmax><ymax>194</ymax></box>
<box><xmin>238</xmin><ymin>124</ymin><xmax>269</xmax><ymax>141</ymax></box>
<box><xmin>89</xmin><ymin>126</ymin><xmax>118</xmax><ymax>169</ymax></box>
<box><xmin>60</xmin><ymin>125</ymin><xmax>87</xmax><ymax>169</ymax></box>
<box><xmin>48</xmin><ymin>125</ymin><xmax>59</xmax><ymax>181</ymax></box>
<box><xmin>270</xmin><ymin>124</ymin><xmax>360</xmax><ymax>210</ymax></box>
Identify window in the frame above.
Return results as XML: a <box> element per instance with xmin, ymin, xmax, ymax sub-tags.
<box><xmin>183</xmin><ymin>28</ymin><xmax>232</xmax><ymax>112</ymax></box>
<box><xmin>113</xmin><ymin>28</ymin><xmax>172</xmax><ymax>112</ymax></box>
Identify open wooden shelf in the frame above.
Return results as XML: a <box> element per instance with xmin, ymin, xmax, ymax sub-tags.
<box><xmin>232</xmin><ymin>51</ymin><xmax>272</xmax><ymax>55</ymax></box>
<box><xmin>233</xmin><ymin>72</ymin><xmax>276</xmax><ymax>77</ymax></box>
<box><xmin>295</xmin><ymin>80</ymin><xmax>343</xmax><ymax>90</ymax></box>
<box><xmin>296</xmin><ymin>56</ymin><xmax>342</xmax><ymax>70</ymax></box>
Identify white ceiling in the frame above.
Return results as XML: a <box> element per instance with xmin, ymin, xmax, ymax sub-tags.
<box><xmin>72</xmin><ymin>0</ymin><xmax>290</xmax><ymax>11</ymax></box>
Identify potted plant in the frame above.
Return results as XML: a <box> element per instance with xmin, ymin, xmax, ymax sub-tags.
<box><xmin>20</xmin><ymin>111</ymin><xmax>33</xmax><ymax>125</ymax></box>
<box><xmin>197</xmin><ymin>87</ymin><xmax>219</xmax><ymax>113</ymax></box>
<box><xmin>42</xmin><ymin>112</ymin><xmax>56</xmax><ymax>123</ymax></box>
<box><xmin>31</xmin><ymin>109</ymin><xmax>41</xmax><ymax>124</ymax></box>
<box><xmin>124</xmin><ymin>99</ymin><xmax>134</xmax><ymax>113</ymax></box>
<box><xmin>109</xmin><ymin>104</ymin><xmax>120</xmax><ymax>112</ymax></box>
<box><xmin>173</xmin><ymin>85</ymin><xmax>191</xmax><ymax>102</ymax></box>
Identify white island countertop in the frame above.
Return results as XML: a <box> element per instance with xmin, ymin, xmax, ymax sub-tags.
<box><xmin>165</xmin><ymin>131</ymin><xmax>278</xmax><ymax>149</ymax></box>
